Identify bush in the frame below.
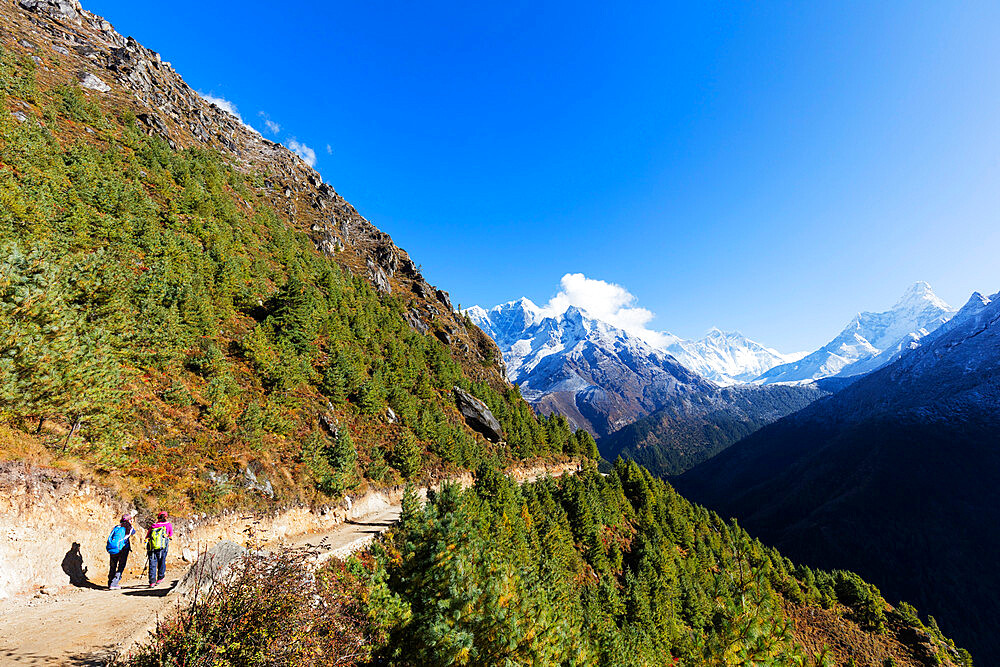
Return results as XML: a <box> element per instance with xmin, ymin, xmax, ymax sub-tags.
<box><xmin>121</xmin><ymin>550</ymin><xmax>375</xmax><ymax>666</ymax></box>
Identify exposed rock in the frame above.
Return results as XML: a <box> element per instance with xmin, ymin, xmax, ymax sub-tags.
<box><xmin>174</xmin><ymin>541</ymin><xmax>246</xmax><ymax>596</ymax></box>
<box><xmin>413</xmin><ymin>281</ymin><xmax>431</xmax><ymax>299</ymax></box>
<box><xmin>318</xmin><ymin>410</ymin><xmax>339</xmax><ymax>439</ymax></box>
<box><xmin>453</xmin><ymin>387</ymin><xmax>504</xmax><ymax>443</ymax></box>
<box><xmin>367</xmin><ymin>260</ymin><xmax>391</xmax><ymax>294</ymax></box>
<box><xmin>52</xmin><ymin>44</ymin><xmax>68</xmax><ymax>55</ymax></box>
<box><xmin>435</xmin><ymin>330</ymin><xmax>452</xmax><ymax>346</ymax></box>
<box><xmin>12</xmin><ymin>111</ymin><xmax>28</xmax><ymax>123</ymax></box>
<box><xmin>404</xmin><ymin>310</ymin><xmax>429</xmax><ymax>334</ymax></box>
<box><xmin>242</xmin><ymin>467</ymin><xmax>274</xmax><ymax>498</ymax></box>
<box><xmin>435</xmin><ymin>289</ymin><xmax>453</xmax><ymax>311</ymax></box>
<box><xmin>18</xmin><ymin>39</ymin><xmax>37</xmax><ymax>50</ymax></box>
<box><xmin>77</xmin><ymin>71</ymin><xmax>109</xmax><ymax>92</ymax></box>
<box><xmin>386</xmin><ymin>407</ymin><xmax>397</xmax><ymax>424</ymax></box>
<box><xmin>18</xmin><ymin>0</ymin><xmax>82</xmax><ymax>24</ymax></box>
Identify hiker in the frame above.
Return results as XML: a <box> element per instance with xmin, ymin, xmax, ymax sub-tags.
<box><xmin>145</xmin><ymin>511</ymin><xmax>174</xmax><ymax>587</ymax></box>
<box><xmin>106</xmin><ymin>513</ymin><xmax>136</xmax><ymax>590</ymax></box>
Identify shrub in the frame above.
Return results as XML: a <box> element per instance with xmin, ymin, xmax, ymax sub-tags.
<box><xmin>121</xmin><ymin>550</ymin><xmax>375</xmax><ymax>666</ymax></box>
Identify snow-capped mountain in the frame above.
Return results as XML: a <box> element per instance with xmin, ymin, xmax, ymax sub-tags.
<box><xmin>755</xmin><ymin>281</ymin><xmax>955</xmax><ymax>384</ymax></box>
<box><xmin>661</xmin><ymin>329</ymin><xmax>804</xmax><ymax>385</ymax></box>
<box><xmin>466</xmin><ymin>299</ymin><xmax>715</xmax><ymax>436</ymax></box>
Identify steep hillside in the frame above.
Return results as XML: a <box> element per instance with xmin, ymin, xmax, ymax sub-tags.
<box><xmin>677</xmin><ymin>290</ymin><xmax>1000</xmax><ymax>662</ymax></box>
<box><xmin>757</xmin><ymin>282</ymin><xmax>954</xmax><ymax>384</ymax></box>
<box><xmin>599</xmin><ymin>383</ymin><xmax>827</xmax><ymax>476</ymax></box>
<box><xmin>0</xmin><ymin>0</ymin><xmax>594</xmax><ymax>514</ymax></box>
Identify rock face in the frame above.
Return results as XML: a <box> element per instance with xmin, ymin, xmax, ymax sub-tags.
<box><xmin>453</xmin><ymin>387</ymin><xmax>503</xmax><ymax>442</ymax></box>
<box><xmin>19</xmin><ymin>0</ymin><xmax>83</xmax><ymax>24</ymax></box>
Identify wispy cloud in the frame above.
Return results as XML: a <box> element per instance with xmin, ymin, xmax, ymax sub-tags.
<box><xmin>540</xmin><ymin>273</ymin><xmax>669</xmax><ymax>347</ymax></box>
<box><xmin>287</xmin><ymin>138</ymin><xmax>317</xmax><ymax>167</ymax></box>
<box><xmin>326</xmin><ymin>144</ymin><xmax>333</xmax><ymax>155</ymax></box>
<box><xmin>198</xmin><ymin>92</ymin><xmax>261</xmax><ymax>135</ymax></box>
<box><xmin>198</xmin><ymin>92</ymin><xmax>242</xmax><ymax>121</ymax></box>
<box><xmin>258</xmin><ymin>111</ymin><xmax>281</xmax><ymax>135</ymax></box>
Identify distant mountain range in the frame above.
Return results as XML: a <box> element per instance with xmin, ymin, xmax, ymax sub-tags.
<box><xmin>466</xmin><ymin>299</ymin><xmax>823</xmax><ymax>469</ymax></box>
<box><xmin>466</xmin><ymin>299</ymin><xmax>714</xmax><ymax>437</ymax></box>
<box><xmin>661</xmin><ymin>328</ymin><xmax>805</xmax><ymax>384</ymax></box>
<box><xmin>756</xmin><ymin>281</ymin><xmax>955</xmax><ymax>384</ymax></box>
<box><xmin>677</xmin><ymin>289</ymin><xmax>1000</xmax><ymax>663</ymax></box>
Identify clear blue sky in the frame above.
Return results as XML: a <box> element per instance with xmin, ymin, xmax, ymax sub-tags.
<box><xmin>85</xmin><ymin>0</ymin><xmax>1000</xmax><ymax>352</ymax></box>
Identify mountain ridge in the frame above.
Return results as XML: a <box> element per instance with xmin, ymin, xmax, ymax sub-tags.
<box><xmin>677</xmin><ymin>287</ymin><xmax>1000</xmax><ymax>662</ymax></box>
<box><xmin>756</xmin><ymin>281</ymin><xmax>955</xmax><ymax>384</ymax></box>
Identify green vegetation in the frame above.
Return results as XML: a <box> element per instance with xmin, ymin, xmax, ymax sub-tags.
<box><xmin>0</xmin><ymin>47</ymin><xmax>584</xmax><ymax>510</ymax></box>
<box><xmin>124</xmin><ymin>462</ymin><xmax>971</xmax><ymax>666</ymax></box>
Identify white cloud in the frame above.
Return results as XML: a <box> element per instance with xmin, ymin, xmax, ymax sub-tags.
<box><xmin>258</xmin><ymin>111</ymin><xmax>281</xmax><ymax>135</ymax></box>
<box><xmin>326</xmin><ymin>144</ymin><xmax>333</xmax><ymax>155</ymax></box>
<box><xmin>286</xmin><ymin>138</ymin><xmax>317</xmax><ymax>167</ymax></box>
<box><xmin>198</xmin><ymin>92</ymin><xmax>261</xmax><ymax>135</ymax></box>
<box><xmin>198</xmin><ymin>93</ymin><xmax>242</xmax><ymax>122</ymax></box>
<box><xmin>540</xmin><ymin>273</ymin><xmax>669</xmax><ymax>346</ymax></box>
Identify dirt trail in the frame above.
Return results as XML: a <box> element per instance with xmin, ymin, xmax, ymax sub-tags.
<box><xmin>0</xmin><ymin>463</ymin><xmax>573</xmax><ymax>665</ymax></box>
<box><xmin>0</xmin><ymin>504</ymin><xmax>401</xmax><ymax>666</ymax></box>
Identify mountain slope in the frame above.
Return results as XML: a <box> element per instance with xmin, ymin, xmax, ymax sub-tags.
<box><xmin>677</xmin><ymin>289</ymin><xmax>1000</xmax><ymax>662</ymax></box>
<box><xmin>756</xmin><ymin>282</ymin><xmax>954</xmax><ymax>383</ymax></box>
<box><xmin>598</xmin><ymin>383</ymin><xmax>827</xmax><ymax>476</ymax></box>
<box><xmin>0</xmin><ymin>0</ymin><xmax>589</xmax><ymax>514</ymax></box>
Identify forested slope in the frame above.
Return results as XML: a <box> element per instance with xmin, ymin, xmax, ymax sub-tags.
<box><xmin>0</xmin><ymin>0</ymin><xmax>595</xmax><ymax>514</ymax></box>
<box><xmin>126</xmin><ymin>462</ymin><xmax>972</xmax><ymax>666</ymax></box>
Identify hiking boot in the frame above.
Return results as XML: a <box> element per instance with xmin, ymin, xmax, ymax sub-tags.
<box><xmin>109</xmin><ymin>585</ymin><xmax>120</xmax><ymax>590</ymax></box>
<box><xmin>155</xmin><ymin>578</ymin><xmax>164</xmax><ymax>585</ymax></box>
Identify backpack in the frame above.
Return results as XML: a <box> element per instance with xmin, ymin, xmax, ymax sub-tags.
<box><xmin>106</xmin><ymin>525</ymin><xmax>127</xmax><ymax>554</ymax></box>
<box><xmin>148</xmin><ymin>525</ymin><xmax>168</xmax><ymax>551</ymax></box>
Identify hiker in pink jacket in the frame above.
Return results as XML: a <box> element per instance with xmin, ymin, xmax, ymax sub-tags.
<box><xmin>145</xmin><ymin>511</ymin><xmax>174</xmax><ymax>587</ymax></box>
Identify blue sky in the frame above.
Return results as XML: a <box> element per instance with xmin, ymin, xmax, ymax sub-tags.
<box><xmin>86</xmin><ymin>0</ymin><xmax>1000</xmax><ymax>351</ymax></box>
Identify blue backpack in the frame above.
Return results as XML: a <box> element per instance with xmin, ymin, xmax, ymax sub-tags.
<box><xmin>106</xmin><ymin>525</ymin><xmax>128</xmax><ymax>554</ymax></box>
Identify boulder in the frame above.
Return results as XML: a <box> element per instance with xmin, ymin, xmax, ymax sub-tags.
<box><xmin>77</xmin><ymin>72</ymin><xmax>110</xmax><ymax>92</ymax></box>
<box><xmin>453</xmin><ymin>387</ymin><xmax>503</xmax><ymax>443</ymax></box>
<box><xmin>404</xmin><ymin>310</ymin><xmax>429</xmax><ymax>334</ymax></box>
<box><xmin>174</xmin><ymin>541</ymin><xmax>246</xmax><ymax>596</ymax></box>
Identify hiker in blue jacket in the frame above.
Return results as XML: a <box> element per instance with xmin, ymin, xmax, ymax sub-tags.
<box><xmin>106</xmin><ymin>513</ymin><xmax>136</xmax><ymax>590</ymax></box>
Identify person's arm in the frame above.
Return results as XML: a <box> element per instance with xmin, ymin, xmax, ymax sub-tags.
<box><xmin>166</xmin><ymin>523</ymin><xmax>174</xmax><ymax>538</ymax></box>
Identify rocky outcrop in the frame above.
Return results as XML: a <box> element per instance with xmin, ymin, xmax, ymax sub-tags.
<box><xmin>453</xmin><ymin>387</ymin><xmax>504</xmax><ymax>443</ymax></box>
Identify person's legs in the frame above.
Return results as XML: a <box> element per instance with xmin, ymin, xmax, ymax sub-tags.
<box><xmin>108</xmin><ymin>551</ymin><xmax>127</xmax><ymax>589</ymax></box>
<box><xmin>155</xmin><ymin>548</ymin><xmax>167</xmax><ymax>583</ymax></box>
<box><xmin>148</xmin><ymin>550</ymin><xmax>158</xmax><ymax>585</ymax></box>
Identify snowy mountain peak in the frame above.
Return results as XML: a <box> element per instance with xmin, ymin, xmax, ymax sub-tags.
<box><xmin>468</xmin><ymin>297</ymin><xmax>798</xmax><ymax>391</ymax></box>
<box><xmin>662</xmin><ymin>328</ymin><xmax>802</xmax><ymax>385</ymax></box>
<box><xmin>891</xmin><ymin>281</ymin><xmax>952</xmax><ymax>313</ymax></box>
<box><xmin>756</xmin><ymin>282</ymin><xmax>955</xmax><ymax>384</ymax></box>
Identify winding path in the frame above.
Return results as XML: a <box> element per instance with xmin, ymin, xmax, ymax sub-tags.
<box><xmin>0</xmin><ymin>505</ymin><xmax>402</xmax><ymax>666</ymax></box>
